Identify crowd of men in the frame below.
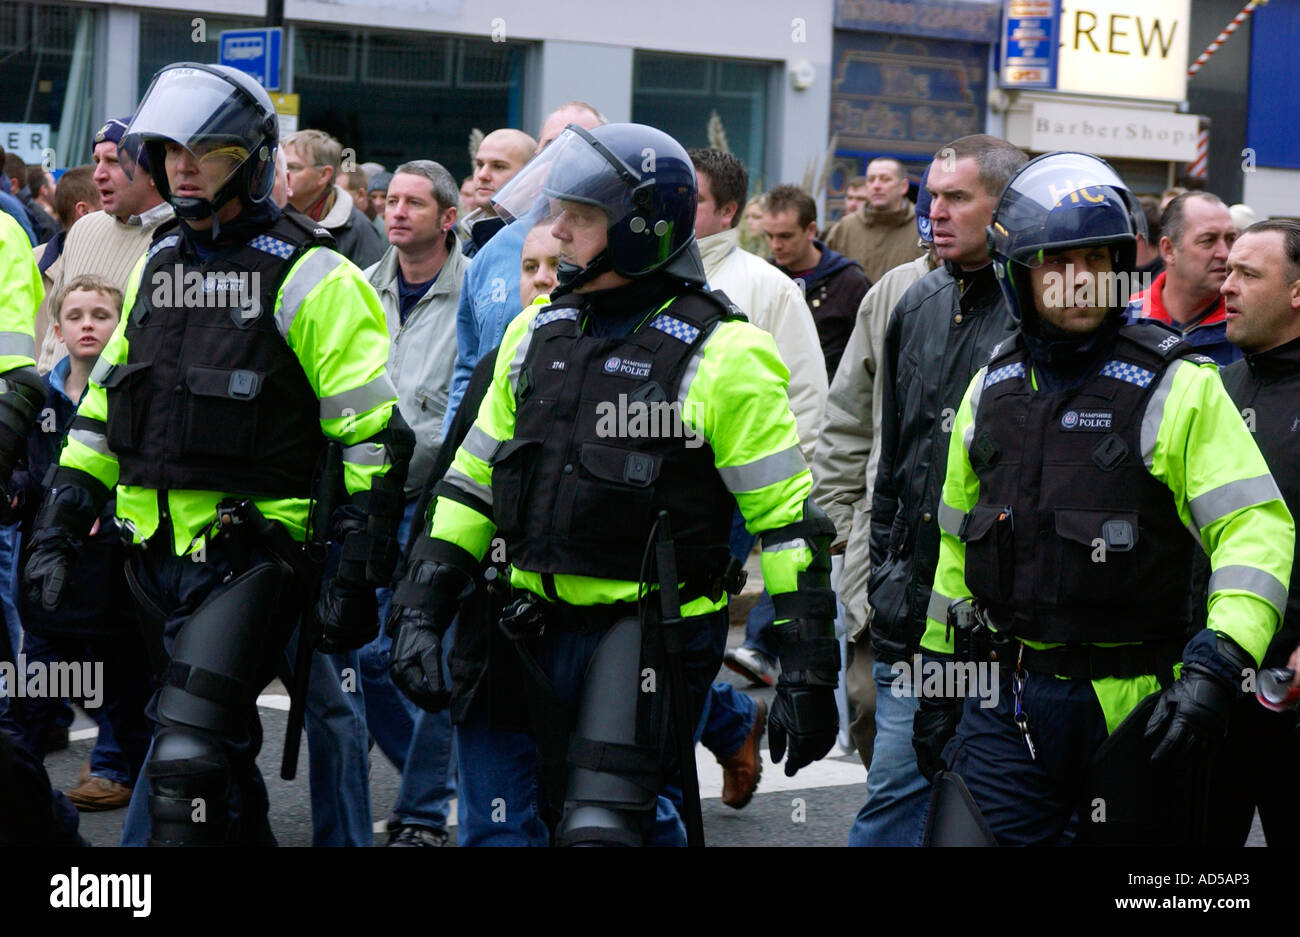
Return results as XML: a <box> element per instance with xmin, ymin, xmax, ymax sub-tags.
<box><xmin>0</xmin><ymin>59</ymin><xmax>1297</xmax><ymax>849</ymax></box>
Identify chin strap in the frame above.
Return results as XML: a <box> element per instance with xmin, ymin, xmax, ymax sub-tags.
<box><xmin>553</xmin><ymin>249</ymin><xmax>613</xmax><ymax>297</ymax></box>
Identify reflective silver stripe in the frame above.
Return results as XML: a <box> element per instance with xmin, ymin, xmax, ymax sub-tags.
<box><xmin>763</xmin><ymin>537</ymin><xmax>807</xmax><ymax>553</ymax></box>
<box><xmin>1189</xmin><ymin>474</ymin><xmax>1283</xmax><ymax>532</ymax></box>
<box><xmin>938</xmin><ymin>501</ymin><xmax>966</xmax><ymax>537</ymax></box>
<box><xmin>717</xmin><ymin>444</ymin><xmax>806</xmax><ymax>493</ymax></box>
<box><xmin>341</xmin><ymin>441</ymin><xmax>388</xmax><ymax>467</ymax></box>
<box><xmin>445</xmin><ymin>466</ymin><xmax>492</xmax><ymax>503</ymax></box>
<box><xmin>506</xmin><ymin>322</ymin><xmax>538</xmax><ymax>395</ymax></box>
<box><xmin>461</xmin><ymin>424</ymin><xmax>498</xmax><ymax>462</ymax></box>
<box><xmin>927</xmin><ymin>589</ymin><xmax>954</xmax><ymax>623</ymax></box>
<box><xmin>320</xmin><ymin>373</ymin><xmax>397</xmax><ymax>421</ymax></box>
<box><xmin>1140</xmin><ymin>359</ymin><xmax>1187</xmax><ymax>469</ymax></box>
<box><xmin>1208</xmin><ymin>565</ymin><xmax>1289</xmax><ymax>614</ymax></box>
<box><xmin>68</xmin><ymin>428</ymin><xmax>112</xmax><ymax>458</ymax></box>
<box><xmin>276</xmin><ymin>249</ymin><xmax>345</xmax><ymax>338</ymax></box>
<box><xmin>962</xmin><ymin>367</ymin><xmax>987</xmax><ymax>453</ymax></box>
<box><xmin>0</xmin><ymin>331</ymin><xmax>35</xmax><ymax>360</ymax></box>
<box><xmin>89</xmin><ymin>356</ymin><xmax>114</xmax><ymax>385</ymax></box>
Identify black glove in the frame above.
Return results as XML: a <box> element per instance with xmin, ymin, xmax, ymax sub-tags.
<box><xmin>314</xmin><ymin>511</ymin><xmax>382</xmax><ymax>653</ymax></box>
<box><xmin>1144</xmin><ymin>663</ymin><xmax>1238</xmax><ymax>761</ymax></box>
<box><xmin>387</xmin><ymin>558</ymin><xmax>472</xmax><ymax>713</ymax></box>
<box><xmin>1145</xmin><ymin>633</ymin><xmax>1252</xmax><ymax>762</ymax></box>
<box><xmin>22</xmin><ymin>482</ymin><xmax>100</xmax><ymax>613</ymax></box>
<box><xmin>767</xmin><ymin>619</ymin><xmax>841</xmax><ymax>777</ymax></box>
<box><xmin>0</xmin><ymin>365</ymin><xmax>44</xmax><ymax>487</ymax></box>
<box><xmin>913</xmin><ymin>694</ymin><xmax>963</xmax><ymax>781</ymax></box>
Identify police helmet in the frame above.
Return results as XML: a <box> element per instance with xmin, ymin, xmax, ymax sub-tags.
<box><xmin>120</xmin><ymin>63</ymin><xmax>279</xmax><ymax>221</ymax></box>
<box><xmin>490</xmin><ymin>123</ymin><xmax>701</xmax><ymax>292</ymax></box>
<box><xmin>987</xmin><ymin>152</ymin><xmax>1142</xmax><ymax>326</ymax></box>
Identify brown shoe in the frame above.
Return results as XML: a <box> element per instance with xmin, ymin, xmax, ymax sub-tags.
<box><xmin>719</xmin><ymin>697</ymin><xmax>766</xmax><ymax>809</ymax></box>
<box><xmin>66</xmin><ymin>776</ymin><xmax>132</xmax><ymax>811</ymax></box>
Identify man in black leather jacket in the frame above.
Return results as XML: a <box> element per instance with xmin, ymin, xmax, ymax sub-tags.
<box><xmin>847</xmin><ymin>134</ymin><xmax>1025</xmax><ymax>847</ymax></box>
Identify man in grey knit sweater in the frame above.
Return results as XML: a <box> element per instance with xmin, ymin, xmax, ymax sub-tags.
<box><xmin>37</xmin><ymin>117</ymin><xmax>174</xmax><ymax>374</ymax></box>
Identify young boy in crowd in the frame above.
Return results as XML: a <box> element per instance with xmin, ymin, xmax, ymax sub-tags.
<box><xmin>5</xmin><ymin>274</ymin><xmax>153</xmax><ymax>812</ymax></box>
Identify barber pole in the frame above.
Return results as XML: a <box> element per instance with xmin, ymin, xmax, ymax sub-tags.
<box><xmin>1186</xmin><ymin>121</ymin><xmax>1209</xmax><ymax>180</ymax></box>
<box><xmin>1188</xmin><ymin>0</ymin><xmax>1269</xmax><ymax>79</ymax></box>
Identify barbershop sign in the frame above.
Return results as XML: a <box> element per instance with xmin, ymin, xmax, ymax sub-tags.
<box><xmin>1030</xmin><ymin>101</ymin><xmax>1199</xmax><ymax>161</ymax></box>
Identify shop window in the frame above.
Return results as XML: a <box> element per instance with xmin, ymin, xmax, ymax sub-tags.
<box><xmin>0</xmin><ymin>1</ymin><xmax>96</xmax><ymax>167</ymax></box>
<box><xmin>293</xmin><ymin>27</ymin><xmax>528</xmax><ymax>178</ymax></box>
<box><xmin>632</xmin><ymin>51</ymin><xmax>770</xmax><ymax>189</ymax></box>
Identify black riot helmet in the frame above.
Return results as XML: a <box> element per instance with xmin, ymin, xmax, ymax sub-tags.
<box><xmin>987</xmin><ymin>152</ymin><xmax>1143</xmax><ymax>327</ymax></box>
<box><xmin>490</xmin><ymin>123</ymin><xmax>705</xmax><ymax>293</ymax></box>
<box><xmin>119</xmin><ymin>63</ymin><xmax>279</xmax><ymax>222</ymax></box>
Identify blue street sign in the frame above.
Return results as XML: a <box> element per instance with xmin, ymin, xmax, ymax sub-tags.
<box><xmin>219</xmin><ymin>28</ymin><xmax>282</xmax><ymax>91</ymax></box>
<box><xmin>1001</xmin><ymin>0</ymin><xmax>1059</xmax><ymax>90</ymax></box>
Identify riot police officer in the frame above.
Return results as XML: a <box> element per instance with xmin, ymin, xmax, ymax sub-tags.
<box><xmin>22</xmin><ymin>63</ymin><xmax>411</xmax><ymax>846</ymax></box>
<box><xmin>386</xmin><ymin>123</ymin><xmax>840</xmax><ymax>846</ymax></box>
<box><xmin>914</xmin><ymin>153</ymin><xmax>1293</xmax><ymax>845</ymax></box>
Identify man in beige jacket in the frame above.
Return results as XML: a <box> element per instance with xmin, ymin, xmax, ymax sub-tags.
<box><xmin>825</xmin><ymin>157</ymin><xmax>924</xmax><ymax>285</ymax></box>
<box><xmin>812</xmin><ymin>172</ymin><xmax>936</xmax><ymax>767</ymax></box>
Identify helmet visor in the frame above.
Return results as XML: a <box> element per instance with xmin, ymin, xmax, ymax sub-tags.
<box><xmin>119</xmin><ymin>66</ymin><xmax>267</xmax><ymax>192</ymax></box>
<box><xmin>491</xmin><ymin>126</ymin><xmax>640</xmax><ymax>229</ymax></box>
<box><xmin>990</xmin><ymin>152</ymin><xmax>1138</xmax><ymax>268</ymax></box>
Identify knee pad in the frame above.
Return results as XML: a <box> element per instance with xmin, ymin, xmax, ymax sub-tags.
<box><xmin>145</xmin><ymin>726</ymin><xmax>230</xmax><ymax>846</ymax></box>
<box><xmin>158</xmin><ymin>562</ymin><xmax>287</xmax><ymax>736</ymax></box>
<box><xmin>556</xmin><ymin>616</ymin><xmax>663</xmax><ymax>848</ymax></box>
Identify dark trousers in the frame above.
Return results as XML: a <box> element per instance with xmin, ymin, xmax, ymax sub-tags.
<box><xmin>944</xmin><ymin>671</ymin><xmax>1109</xmax><ymax>846</ymax></box>
<box><xmin>123</xmin><ymin>536</ymin><xmax>298</xmax><ymax>845</ymax></box>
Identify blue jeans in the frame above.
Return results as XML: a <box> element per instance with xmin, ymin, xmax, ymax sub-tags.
<box><xmin>847</xmin><ymin>658</ymin><xmax>930</xmax><ymax>846</ymax></box>
<box><xmin>0</xmin><ymin>523</ymin><xmax>21</xmax><ymax>715</ymax></box>
<box><xmin>727</xmin><ymin>507</ymin><xmax>777</xmax><ymax>660</ymax></box>
<box><xmin>457</xmin><ymin>611</ymin><xmax>726</xmax><ymax>846</ymax></box>
<box><xmin>302</xmin><ymin>640</ymin><xmax>372</xmax><ymax>846</ymax></box>
<box><xmin>696</xmin><ymin>508</ymin><xmax>764</xmax><ymax>758</ymax></box>
<box><xmin>362</xmin><ymin>498</ymin><xmax>457</xmax><ymax>832</ymax></box>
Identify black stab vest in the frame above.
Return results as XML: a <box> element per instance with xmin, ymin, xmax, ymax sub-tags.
<box><xmin>962</xmin><ymin>323</ymin><xmax>1210</xmax><ymax>643</ymax></box>
<box><xmin>492</xmin><ymin>290</ymin><xmax>739</xmax><ymax>587</ymax></box>
<box><xmin>104</xmin><ymin>213</ymin><xmax>332</xmax><ymax>497</ymax></box>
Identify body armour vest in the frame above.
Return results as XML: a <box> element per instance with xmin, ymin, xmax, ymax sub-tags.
<box><xmin>961</xmin><ymin>323</ymin><xmax>1208</xmax><ymax>644</ymax></box>
<box><xmin>103</xmin><ymin>212</ymin><xmax>331</xmax><ymax>497</ymax></box>
<box><xmin>492</xmin><ymin>289</ymin><xmax>739</xmax><ymax>588</ymax></box>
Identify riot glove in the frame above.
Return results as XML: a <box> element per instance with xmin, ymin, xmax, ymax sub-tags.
<box><xmin>316</xmin><ymin>414</ymin><xmax>413</xmax><ymax>653</ymax></box>
<box><xmin>387</xmin><ymin>555</ymin><xmax>473</xmax><ymax>713</ymax></box>
<box><xmin>1145</xmin><ymin>632</ymin><xmax>1253</xmax><ymax>762</ymax></box>
<box><xmin>768</xmin><ymin>619</ymin><xmax>841</xmax><ymax>777</ymax></box>
<box><xmin>913</xmin><ymin>686</ymin><xmax>963</xmax><ymax>781</ymax></box>
<box><xmin>23</xmin><ymin>477</ymin><xmax>104</xmax><ymax>612</ymax></box>
<box><xmin>315</xmin><ymin>506</ymin><xmax>383</xmax><ymax>654</ymax></box>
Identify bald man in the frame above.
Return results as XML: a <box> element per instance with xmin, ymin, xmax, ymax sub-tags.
<box><xmin>444</xmin><ymin>104</ymin><xmax>604</xmax><ymax>433</ymax></box>
<box><xmin>461</xmin><ymin>128</ymin><xmax>536</xmax><ymax>258</ymax></box>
